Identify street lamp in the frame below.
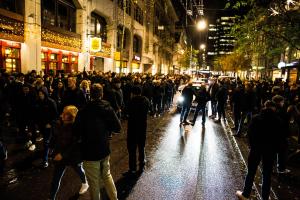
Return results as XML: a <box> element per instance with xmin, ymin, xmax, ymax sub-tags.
<box><xmin>200</xmin><ymin>44</ymin><xmax>206</xmax><ymax>50</ymax></box>
<box><xmin>196</xmin><ymin>19</ymin><xmax>207</xmax><ymax>31</ymax></box>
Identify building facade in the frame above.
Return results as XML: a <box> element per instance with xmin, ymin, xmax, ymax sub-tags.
<box><xmin>207</xmin><ymin>13</ymin><xmax>236</xmax><ymax>69</ymax></box>
<box><xmin>0</xmin><ymin>0</ymin><xmax>178</xmax><ymax>74</ymax></box>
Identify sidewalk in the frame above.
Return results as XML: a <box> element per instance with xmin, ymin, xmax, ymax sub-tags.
<box><xmin>225</xmin><ymin>109</ymin><xmax>300</xmax><ymax>200</ymax></box>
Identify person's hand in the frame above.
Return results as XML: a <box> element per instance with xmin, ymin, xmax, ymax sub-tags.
<box><xmin>54</xmin><ymin>153</ymin><xmax>63</xmax><ymax>161</ymax></box>
<box><xmin>45</xmin><ymin>124</ymin><xmax>51</xmax><ymax>128</ymax></box>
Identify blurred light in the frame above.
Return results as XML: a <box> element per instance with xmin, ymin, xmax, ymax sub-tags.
<box><xmin>200</xmin><ymin>44</ymin><xmax>206</xmax><ymax>50</ymax></box>
<box><xmin>178</xmin><ymin>96</ymin><xmax>184</xmax><ymax>103</ymax></box>
<box><xmin>196</xmin><ymin>19</ymin><xmax>207</xmax><ymax>31</ymax></box>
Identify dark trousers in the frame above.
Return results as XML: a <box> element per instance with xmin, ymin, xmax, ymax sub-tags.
<box><xmin>153</xmin><ymin>98</ymin><xmax>162</xmax><ymax>115</ymax></box>
<box><xmin>192</xmin><ymin>104</ymin><xmax>206</xmax><ymax>124</ymax></box>
<box><xmin>180</xmin><ymin>104</ymin><xmax>191</xmax><ymax>123</ymax></box>
<box><xmin>211</xmin><ymin>100</ymin><xmax>217</xmax><ymax>116</ymax></box>
<box><xmin>237</xmin><ymin>111</ymin><xmax>252</xmax><ymax>135</ymax></box>
<box><xmin>242</xmin><ymin>149</ymin><xmax>275</xmax><ymax>200</ymax></box>
<box><xmin>127</xmin><ymin>140</ymin><xmax>146</xmax><ymax>172</ymax></box>
<box><xmin>233</xmin><ymin>107</ymin><xmax>241</xmax><ymax>129</ymax></box>
<box><xmin>50</xmin><ymin>162</ymin><xmax>87</xmax><ymax>200</ymax></box>
<box><xmin>277</xmin><ymin>142</ymin><xmax>288</xmax><ymax>171</ymax></box>
<box><xmin>217</xmin><ymin>101</ymin><xmax>226</xmax><ymax>120</ymax></box>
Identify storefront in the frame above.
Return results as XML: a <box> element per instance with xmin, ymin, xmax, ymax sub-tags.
<box><xmin>90</xmin><ymin>42</ymin><xmax>112</xmax><ymax>72</ymax></box>
<box><xmin>131</xmin><ymin>54</ymin><xmax>141</xmax><ymax>73</ymax></box>
<box><xmin>41</xmin><ymin>47</ymin><xmax>78</xmax><ymax>74</ymax></box>
<box><xmin>0</xmin><ymin>40</ymin><xmax>21</xmax><ymax>72</ymax></box>
<box><xmin>114</xmin><ymin>51</ymin><xmax>129</xmax><ymax>73</ymax></box>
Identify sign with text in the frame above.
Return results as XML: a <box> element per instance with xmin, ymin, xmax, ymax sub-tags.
<box><xmin>90</xmin><ymin>37</ymin><xmax>102</xmax><ymax>52</ymax></box>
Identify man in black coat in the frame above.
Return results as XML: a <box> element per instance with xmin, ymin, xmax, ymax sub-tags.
<box><xmin>236</xmin><ymin>100</ymin><xmax>282</xmax><ymax>200</ymax></box>
<box><xmin>180</xmin><ymin>82</ymin><xmax>194</xmax><ymax>125</ymax></box>
<box><xmin>126</xmin><ymin>86</ymin><xmax>150</xmax><ymax>175</ymax></box>
<box><xmin>191</xmin><ymin>84</ymin><xmax>209</xmax><ymax>126</ymax></box>
<box><xmin>74</xmin><ymin>83</ymin><xmax>121</xmax><ymax>200</ymax></box>
<box><xmin>216</xmin><ymin>81</ymin><xmax>228</xmax><ymax>122</ymax></box>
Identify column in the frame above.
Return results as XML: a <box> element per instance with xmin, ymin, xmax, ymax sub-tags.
<box><xmin>23</xmin><ymin>0</ymin><xmax>41</xmax><ymax>73</ymax></box>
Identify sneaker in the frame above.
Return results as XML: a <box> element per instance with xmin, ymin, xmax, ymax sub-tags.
<box><xmin>41</xmin><ymin>161</ymin><xmax>48</xmax><ymax>168</ymax></box>
<box><xmin>36</xmin><ymin>136</ymin><xmax>43</xmax><ymax>142</ymax></box>
<box><xmin>236</xmin><ymin>190</ymin><xmax>249</xmax><ymax>200</ymax></box>
<box><xmin>277</xmin><ymin>169</ymin><xmax>291</xmax><ymax>174</ymax></box>
<box><xmin>25</xmin><ymin>140</ymin><xmax>32</xmax><ymax>148</ymax></box>
<box><xmin>28</xmin><ymin>144</ymin><xmax>36</xmax><ymax>151</ymax></box>
<box><xmin>79</xmin><ymin>183</ymin><xmax>89</xmax><ymax>194</ymax></box>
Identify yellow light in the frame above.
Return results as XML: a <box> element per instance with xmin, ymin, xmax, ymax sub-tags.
<box><xmin>197</xmin><ymin>19</ymin><xmax>207</xmax><ymax>31</ymax></box>
<box><xmin>200</xmin><ymin>44</ymin><xmax>206</xmax><ymax>50</ymax></box>
<box><xmin>5</xmin><ymin>48</ymin><xmax>11</xmax><ymax>55</ymax></box>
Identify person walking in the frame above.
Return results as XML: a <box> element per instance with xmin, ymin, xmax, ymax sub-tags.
<box><xmin>215</xmin><ymin>81</ymin><xmax>228</xmax><ymax>122</ymax></box>
<box><xmin>236</xmin><ymin>100</ymin><xmax>282</xmax><ymax>200</ymax></box>
<box><xmin>74</xmin><ymin>83</ymin><xmax>121</xmax><ymax>200</ymax></box>
<box><xmin>191</xmin><ymin>84</ymin><xmax>209</xmax><ymax>126</ymax></box>
<box><xmin>34</xmin><ymin>88</ymin><xmax>58</xmax><ymax>168</ymax></box>
<box><xmin>125</xmin><ymin>86</ymin><xmax>150</xmax><ymax>176</ymax></box>
<box><xmin>49</xmin><ymin>105</ymin><xmax>88</xmax><ymax>200</ymax></box>
<box><xmin>180</xmin><ymin>82</ymin><xmax>194</xmax><ymax>125</ymax></box>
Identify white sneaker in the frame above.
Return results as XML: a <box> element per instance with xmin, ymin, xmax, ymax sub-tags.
<box><xmin>236</xmin><ymin>190</ymin><xmax>249</xmax><ymax>200</ymax></box>
<box><xmin>36</xmin><ymin>136</ymin><xmax>43</xmax><ymax>142</ymax></box>
<box><xmin>25</xmin><ymin>140</ymin><xmax>32</xmax><ymax>148</ymax></box>
<box><xmin>277</xmin><ymin>169</ymin><xmax>291</xmax><ymax>174</ymax></box>
<box><xmin>28</xmin><ymin>144</ymin><xmax>36</xmax><ymax>151</ymax></box>
<box><xmin>79</xmin><ymin>183</ymin><xmax>89</xmax><ymax>194</ymax></box>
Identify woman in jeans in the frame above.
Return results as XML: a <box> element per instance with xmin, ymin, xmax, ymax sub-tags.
<box><xmin>49</xmin><ymin>105</ymin><xmax>88</xmax><ymax>200</ymax></box>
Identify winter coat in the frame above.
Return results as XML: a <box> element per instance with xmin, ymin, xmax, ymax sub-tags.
<box><xmin>181</xmin><ymin>85</ymin><xmax>194</xmax><ymax>106</ymax></box>
<box><xmin>63</xmin><ymin>87</ymin><xmax>87</xmax><ymax>109</ymax></box>
<box><xmin>127</xmin><ymin>95</ymin><xmax>150</xmax><ymax>139</ymax></box>
<box><xmin>74</xmin><ymin>100</ymin><xmax>121</xmax><ymax>161</ymax></box>
<box><xmin>248</xmin><ymin>109</ymin><xmax>282</xmax><ymax>152</ymax></box>
<box><xmin>51</xmin><ymin>121</ymin><xmax>82</xmax><ymax>165</ymax></box>
<box><xmin>194</xmin><ymin>88</ymin><xmax>210</xmax><ymax>107</ymax></box>
<box><xmin>34</xmin><ymin>97</ymin><xmax>58</xmax><ymax>126</ymax></box>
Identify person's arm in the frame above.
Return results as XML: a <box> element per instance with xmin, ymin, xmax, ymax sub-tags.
<box><xmin>106</xmin><ymin>107</ymin><xmax>121</xmax><ymax>133</ymax></box>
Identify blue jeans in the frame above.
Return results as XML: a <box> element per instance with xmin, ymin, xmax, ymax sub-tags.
<box><xmin>39</xmin><ymin>126</ymin><xmax>52</xmax><ymax>163</ymax></box>
<box><xmin>192</xmin><ymin>104</ymin><xmax>206</xmax><ymax>124</ymax></box>
<box><xmin>50</xmin><ymin>162</ymin><xmax>87</xmax><ymax>200</ymax></box>
<box><xmin>180</xmin><ymin>104</ymin><xmax>191</xmax><ymax>123</ymax></box>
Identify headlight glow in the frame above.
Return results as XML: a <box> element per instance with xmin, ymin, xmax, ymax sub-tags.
<box><xmin>178</xmin><ymin>96</ymin><xmax>184</xmax><ymax>103</ymax></box>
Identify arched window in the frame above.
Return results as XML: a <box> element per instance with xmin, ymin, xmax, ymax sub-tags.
<box><xmin>90</xmin><ymin>12</ymin><xmax>107</xmax><ymax>42</ymax></box>
<box><xmin>41</xmin><ymin>0</ymin><xmax>76</xmax><ymax>32</ymax></box>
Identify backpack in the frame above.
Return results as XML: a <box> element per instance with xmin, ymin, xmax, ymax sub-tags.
<box><xmin>0</xmin><ymin>141</ymin><xmax>8</xmax><ymax>160</ymax></box>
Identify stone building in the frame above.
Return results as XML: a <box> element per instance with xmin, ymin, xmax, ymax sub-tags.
<box><xmin>0</xmin><ymin>0</ymin><xmax>178</xmax><ymax>74</ymax></box>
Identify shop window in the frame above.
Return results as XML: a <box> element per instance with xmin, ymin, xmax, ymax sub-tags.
<box><xmin>1</xmin><ymin>46</ymin><xmax>21</xmax><ymax>72</ymax></box>
<box><xmin>42</xmin><ymin>0</ymin><xmax>76</xmax><ymax>32</ymax></box>
<box><xmin>90</xmin><ymin>13</ymin><xmax>107</xmax><ymax>42</ymax></box>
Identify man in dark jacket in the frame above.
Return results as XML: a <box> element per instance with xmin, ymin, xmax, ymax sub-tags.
<box><xmin>74</xmin><ymin>83</ymin><xmax>121</xmax><ymax>200</ymax></box>
<box><xmin>125</xmin><ymin>86</ymin><xmax>150</xmax><ymax>176</ymax></box>
<box><xmin>191</xmin><ymin>84</ymin><xmax>209</xmax><ymax>126</ymax></box>
<box><xmin>62</xmin><ymin>77</ymin><xmax>86</xmax><ymax>110</ymax></box>
<box><xmin>180</xmin><ymin>82</ymin><xmax>194</xmax><ymax>125</ymax></box>
<box><xmin>236</xmin><ymin>100</ymin><xmax>282</xmax><ymax>200</ymax></box>
<box><xmin>216</xmin><ymin>81</ymin><xmax>228</xmax><ymax>122</ymax></box>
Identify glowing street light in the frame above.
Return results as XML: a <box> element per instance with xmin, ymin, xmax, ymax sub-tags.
<box><xmin>200</xmin><ymin>44</ymin><xmax>206</xmax><ymax>50</ymax></box>
<box><xmin>196</xmin><ymin>19</ymin><xmax>207</xmax><ymax>31</ymax></box>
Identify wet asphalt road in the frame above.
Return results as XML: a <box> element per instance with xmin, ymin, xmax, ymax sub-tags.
<box><xmin>0</xmin><ymin>106</ymin><xmax>259</xmax><ymax>200</ymax></box>
<box><xmin>127</xmin><ymin>113</ymin><xmax>246</xmax><ymax>200</ymax></box>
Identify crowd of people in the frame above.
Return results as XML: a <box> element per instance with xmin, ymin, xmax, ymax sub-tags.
<box><xmin>0</xmin><ymin>69</ymin><xmax>300</xmax><ymax>200</ymax></box>
<box><xmin>0</xmin><ymin>69</ymin><xmax>187</xmax><ymax>199</ymax></box>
